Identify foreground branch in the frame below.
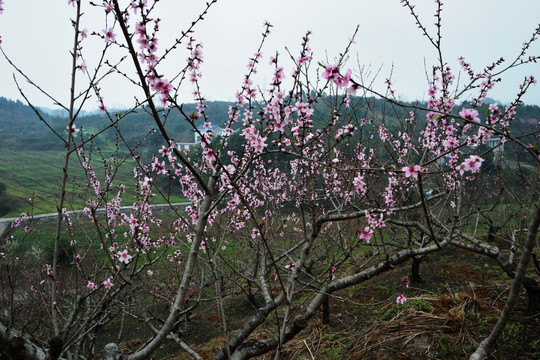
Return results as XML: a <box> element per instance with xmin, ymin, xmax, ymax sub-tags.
<box><xmin>0</xmin><ymin>323</ymin><xmax>47</xmax><ymax>360</ymax></box>
<box><xmin>221</xmin><ymin>238</ymin><xmax>450</xmax><ymax>359</ymax></box>
<box><xmin>469</xmin><ymin>197</ymin><xmax>540</xmax><ymax>360</ymax></box>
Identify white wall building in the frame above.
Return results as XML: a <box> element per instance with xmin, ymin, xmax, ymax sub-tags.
<box><xmin>176</xmin><ymin>124</ymin><xmax>225</xmax><ymax>151</ymax></box>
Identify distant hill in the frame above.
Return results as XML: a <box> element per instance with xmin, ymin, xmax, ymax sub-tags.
<box><xmin>1</xmin><ymin>97</ymin><xmax>538</xmax><ymax>152</ymax></box>
<box><xmin>0</xmin><ymin>98</ymin><xmax>233</xmax><ymax>151</ymax></box>
<box><xmin>0</xmin><ymin>97</ymin><xmax>66</xmax><ymax>150</ymax></box>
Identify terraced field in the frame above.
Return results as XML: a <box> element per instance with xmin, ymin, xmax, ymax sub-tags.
<box><xmin>0</xmin><ymin>149</ymin><xmax>185</xmax><ymax>217</ymax></box>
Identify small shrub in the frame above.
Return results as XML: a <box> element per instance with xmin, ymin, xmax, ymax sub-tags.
<box><xmin>323</xmin><ymin>346</ymin><xmax>344</xmax><ymax>360</ymax></box>
<box><xmin>381</xmin><ymin>307</ymin><xmax>400</xmax><ymax>321</ymax></box>
<box><xmin>406</xmin><ymin>299</ymin><xmax>431</xmax><ymax>312</ymax></box>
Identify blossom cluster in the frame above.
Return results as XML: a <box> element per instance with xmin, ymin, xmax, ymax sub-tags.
<box><xmin>456</xmin><ymin>155</ymin><xmax>484</xmax><ymax>175</ymax></box>
<box><xmin>322</xmin><ymin>64</ymin><xmax>359</xmax><ymax>95</ymax></box>
<box><xmin>458</xmin><ymin>108</ymin><xmax>480</xmax><ymax>124</ymax></box>
<box><xmin>241</xmin><ymin>125</ymin><xmax>268</xmax><ymax>154</ymax></box>
<box><xmin>402</xmin><ymin>165</ymin><xmax>422</xmax><ymax>180</ymax></box>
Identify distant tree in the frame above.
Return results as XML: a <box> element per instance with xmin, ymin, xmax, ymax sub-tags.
<box><xmin>0</xmin><ymin>182</ymin><xmax>14</xmax><ymax>216</ymax></box>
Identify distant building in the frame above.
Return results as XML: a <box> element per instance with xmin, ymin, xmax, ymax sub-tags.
<box><xmin>176</xmin><ymin>142</ymin><xmax>195</xmax><ymax>151</ymax></box>
<box><xmin>457</xmin><ymin>136</ymin><xmax>505</xmax><ymax>163</ymax></box>
<box><xmin>485</xmin><ymin>136</ymin><xmax>504</xmax><ymax>162</ymax></box>
<box><xmin>176</xmin><ymin>124</ymin><xmax>225</xmax><ymax>152</ymax></box>
<box><xmin>194</xmin><ymin>124</ymin><xmax>224</xmax><ymax>143</ymax></box>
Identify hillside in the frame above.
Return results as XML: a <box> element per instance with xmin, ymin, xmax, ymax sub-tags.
<box><xmin>0</xmin><ymin>96</ymin><xmax>538</xmax><ymax>217</ymax></box>
<box><xmin>0</xmin><ymin>97</ymin><xmax>234</xmax><ymax>151</ymax></box>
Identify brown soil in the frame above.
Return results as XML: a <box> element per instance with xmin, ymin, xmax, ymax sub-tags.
<box><xmin>151</xmin><ymin>247</ymin><xmax>540</xmax><ymax>359</ymax></box>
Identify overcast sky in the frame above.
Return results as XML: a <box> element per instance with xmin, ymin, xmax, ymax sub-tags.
<box><xmin>0</xmin><ymin>0</ymin><xmax>539</xmax><ymax>110</ymax></box>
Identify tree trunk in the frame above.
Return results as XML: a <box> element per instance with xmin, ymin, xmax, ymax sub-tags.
<box><xmin>102</xmin><ymin>343</ymin><xmax>126</xmax><ymax>360</ymax></box>
<box><xmin>523</xmin><ymin>277</ymin><xmax>540</xmax><ymax>313</ymax></box>
<box><xmin>411</xmin><ymin>256</ymin><xmax>423</xmax><ymax>283</ymax></box>
<box><xmin>322</xmin><ymin>294</ymin><xmax>330</xmax><ymax>324</ymax></box>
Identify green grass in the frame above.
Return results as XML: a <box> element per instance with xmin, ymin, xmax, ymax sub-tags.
<box><xmin>0</xmin><ymin>149</ymin><xmax>187</xmax><ymax>217</ymax></box>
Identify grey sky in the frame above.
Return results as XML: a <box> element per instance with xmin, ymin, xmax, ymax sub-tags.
<box><xmin>0</xmin><ymin>0</ymin><xmax>539</xmax><ymax>110</ymax></box>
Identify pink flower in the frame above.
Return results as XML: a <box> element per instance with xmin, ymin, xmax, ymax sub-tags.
<box><xmin>117</xmin><ymin>249</ymin><xmax>132</xmax><ymax>264</ymax></box>
<box><xmin>358</xmin><ymin>226</ymin><xmax>373</xmax><ymax>243</ymax></box>
<box><xmin>402</xmin><ymin>165</ymin><xmax>422</xmax><ymax>179</ymax></box>
<box><xmin>456</xmin><ymin>162</ymin><xmax>467</xmax><ymax>176</ymax></box>
<box><xmin>347</xmin><ymin>82</ymin><xmax>360</xmax><ymax>96</ymax></box>
<box><xmin>463</xmin><ymin>154</ymin><xmax>484</xmax><ymax>173</ymax></box>
<box><xmin>401</xmin><ymin>276</ymin><xmax>410</xmax><ymax>288</ymax></box>
<box><xmin>128</xmin><ymin>214</ymin><xmax>138</xmax><ymax>231</ymax></box>
<box><xmin>153</xmin><ymin>77</ymin><xmax>173</xmax><ymax>97</ymax></box>
<box><xmin>251</xmin><ymin>135</ymin><xmax>267</xmax><ymax>153</ymax></box>
<box><xmin>142</xmin><ymin>176</ymin><xmax>152</xmax><ymax>187</ymax></box>
<box><xmin>103</xmin><ymin>277</ymin><xmax>114</xmax><ymax>289</ymax></box>
<box><xmin>151</xmin><ymin>158</ymin><xmax>166</xmax><ymax>174</ymax></box>
<box><xmin>104</xmin><ymin>0</ymin><xmax>114</xmax><ymax>13</ymax></box>
<box><xmin>87</xmin><ymin>281</ymin><xmax>98</xmax><ymax>290</ymax></box>
<box><xmin>44</xmin><ymin>264</ymin><xmax>52</xmax><ymax>276</ymax></box>
<box><xmin>78</xmin><ymin>60</ymin><xmax>87</xmax><ymax>72</ymax></box>
<box><xmin>67</xmin><ymin>124</ymin><xmax>78</xmax><ymax>137</ymax></box>
<box><xmin>224</xmin><ymin>164</ymin><xmax>236</xmax><ymax>174</ymax></box>
<box><xmin>396</xmin><ymin>294</ymin><xmax>407</xmax><ymax>305</ymax></box>
<box><xmin>456</xmin><ymin>155</ymin><xmax>484</xmax><ymax>175</ymax></box>
<box><xmin>103</xmin><ymin>28</ymin><xmax>116</xmax><ymax>42</ymax></box>
<box><xmin>322</xmin><ymin>64</ymin><xmax>340</xmax><ymax>82</ymax></box>
<box><xmin>336</xmin><ymin>69</ymin><xmax>352</xmax><ymax>88</ymax></box>
<box><xmin>285</xmin><ymin>261</ymin><xmax>296</xmax><ymax>270</ymax></box>
<box><xmin>459</xmin><ymin>108</ymin><xmax>480</xmax><ymax>123</ymax></box>
<box><xmin>98</xmin><ymin>101</ymin><xmax>107</xmax><ymax>113</ymax></box>
<box><xmin>322</xmin><ymin>64</ymin><xmax>352</xmax><ymax>88</ymax></box>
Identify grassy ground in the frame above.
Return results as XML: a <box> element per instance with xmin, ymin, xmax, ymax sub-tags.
<box><xmin>0</xmin><ymin>149</ymin><xmax>185</xmax><ymax>217</ymax></box>
<box><xmin>0</xmin><ymin>150</ymin><xmax>67</xmax><ymax>214</ymax></box>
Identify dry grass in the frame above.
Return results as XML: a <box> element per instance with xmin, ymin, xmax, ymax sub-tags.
<box><xmin>234</xmin><ymin>284</ymin><xmax>514</xmax><ymax>360</ymax></box>
<box><xmin>346</xmin><ymin>284</ymin><xmax>511</xmax><ymax>359</ymax></box>
<box><xmin>146</xmin><ymin>248</ymin><xmax>539</xmax><ymax>360</ymax></box>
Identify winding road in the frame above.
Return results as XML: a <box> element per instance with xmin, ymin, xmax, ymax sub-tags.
<box><xmin>0</xmin><ymin>202</ymin><xmax>190</xmax><ymax>237</ymax></box>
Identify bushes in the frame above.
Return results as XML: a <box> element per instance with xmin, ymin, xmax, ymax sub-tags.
<box><xmin>0</xmin><ymin>182</ymin><xmax>20</xmax><ymax>216</ymax></box>
<box><xmin>8</xmin><ymin>229</ymin><xmax>77</xmax><ymax>265</ymax></box>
